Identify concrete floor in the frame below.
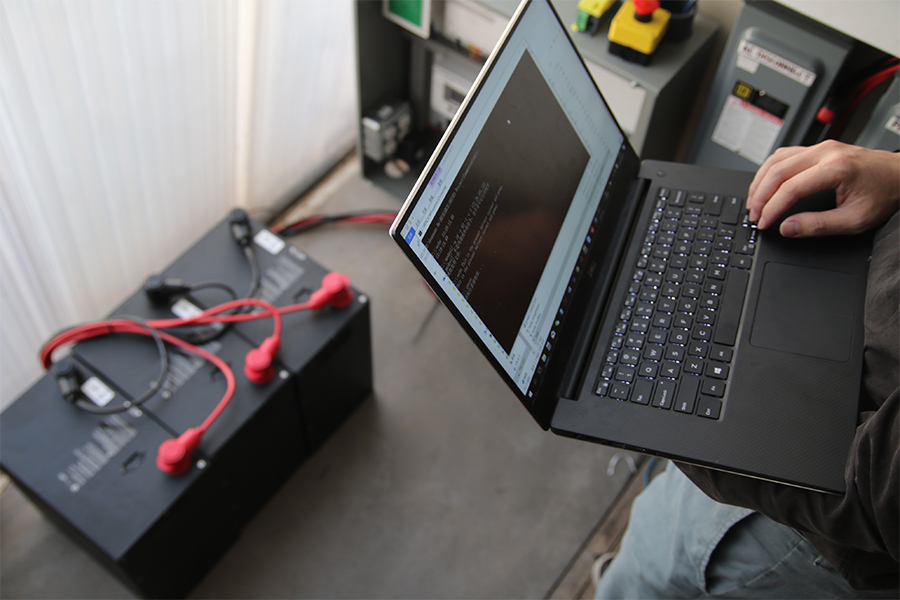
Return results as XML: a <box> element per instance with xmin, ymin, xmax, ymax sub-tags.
<box><xmin>0</xmin><ymin>161</ymin><xmax>637</xmax><ymax>599</ymax></box>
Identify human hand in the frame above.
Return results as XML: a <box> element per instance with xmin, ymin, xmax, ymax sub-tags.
<box><xmin>746</xmin><ymin>140</ymin><xmax>900</xmax><ymax>237</ymax></box>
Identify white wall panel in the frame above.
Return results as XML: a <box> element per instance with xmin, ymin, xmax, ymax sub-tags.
<box><xmin>248</xmin><ymin>0</ymin><xmax>357</xmax><ymax>213</ymax></box>
<box><xmin>0</xmin><ymin>0</ymin><xmax>356</xmax><ymax>410</ymax></box>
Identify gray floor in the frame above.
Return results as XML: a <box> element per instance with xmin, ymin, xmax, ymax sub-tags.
<box><xmin>0</xmin><ymin>164</ymin><xmax>636</xmax><ymax>599</ymax></box>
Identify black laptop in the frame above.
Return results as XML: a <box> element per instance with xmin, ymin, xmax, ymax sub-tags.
<box><xmin>389</xmin><ymin>0</ymin><xmax>871</xmax><ymax>493</ymax></box>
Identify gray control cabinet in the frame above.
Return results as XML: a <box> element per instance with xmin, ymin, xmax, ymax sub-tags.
<box><xmin>355</xmin><ymin>0</ymin><xmax>719</xmax><ymax>200</ymax></box>
<box><xmin>686</xmin><ymin>0</ymin><xmax>853</xmax><ymax>170</ymax></box>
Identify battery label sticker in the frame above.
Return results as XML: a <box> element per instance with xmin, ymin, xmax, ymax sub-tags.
<box><xmin>255</xmin><ymin>229</ymin><xmax>286</xmax><ymax>255</ymax></box>
<box><xmin>711</xmin><ymin>82</ymin><xmax>789</xmax><ymax>165</ymax></box>
<box><xmin>82</xmin><ymin>376</ymin><xmax>116</xmax><ymax>407</ymax></box>
<box><xmin>886</xmin><ymin>113</ymin><xmax>900</xmax><ymax>135</ymax></box>
<box><xmin>171</xmin><ymin>297</ymin><xmax>225</xmax><ymax>338</ymax></box>
<box><xmin>171</xmin><ymin>297</ymin><xmax>203</xmax><ymax>319</ymax></box>
<box><xmin>737</xmin><ymin>40</ymin><xmax>816</xmax><ymax>87</ymax></box>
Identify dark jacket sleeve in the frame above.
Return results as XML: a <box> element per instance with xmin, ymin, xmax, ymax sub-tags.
<box><xmin>677</xmin><ymin>391</ymin><xmax>898</xmax><ymax>590</ymax></box>
<box><xmin>678</xmin><ymin>212</ymin><xmax>900</xmax><ymax>591</ymax></box>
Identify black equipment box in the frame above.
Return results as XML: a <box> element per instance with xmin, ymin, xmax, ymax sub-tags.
<box><xmin>0</xmin><ymin>213</ymin><xmax>373</xmax><ymax>598</ymax></box>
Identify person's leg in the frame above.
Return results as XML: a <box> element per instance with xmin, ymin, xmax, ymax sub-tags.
<box><xmin>701</xmin><ymin>508</ymin><xmax>899</xmax><ymax>598</ymax></box>
<box><xmin>594</xmin><ymin>461</ymin><xmax>751</xmax><ymax>599</ymax></box>
<box><xmin>595</xmin><ymin>462</ymin><xmax>897</xmax><ymax>599</ymax></box>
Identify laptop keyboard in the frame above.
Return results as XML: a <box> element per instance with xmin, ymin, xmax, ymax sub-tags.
<box><xmin>594</xmin><ymin>186</ymin><xmax>757</xmax><ymax>419</ymax></box>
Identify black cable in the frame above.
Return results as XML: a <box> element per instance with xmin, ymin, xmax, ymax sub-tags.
<box><xmin>71</xmin><ymin>317</ymin><xmax>169</xmax><ymax>415</ymax></box>
<box><xmin>189</xmin><ymin>281</ymin><xmax>240</xmax><ymax>300</ymax></box>
<box><xmin>163</xmin><ymin>281</ymin><xmax>240</xmax><ymax>345</ymax></box>
<box><xmin>152</xmin><ymin>247</ymin><xmax>259</xmax><ymax>346</ymax></box>
<box><xmin>242</xmin><ymin>244</ymin><xmax>262</xmax><ymax>300</ymax></box>
<box><xmin>69</xmin><ymin>216</ymin><xmax>263</xmax><ymax>412</ymax></box>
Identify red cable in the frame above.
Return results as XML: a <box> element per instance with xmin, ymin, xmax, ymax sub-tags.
<box><xmin>148</xmin><ymin>297</ymin><xmax>283</xmax><ymax>338</ymax></box>
<box><xmin>41</xmin><ymin>298</ymin><xmax>288</xmax><ymax>365</ymax></box>
<box><xmin>41</xmin><ymin>319</ymin><xmax>236</xmax><ymax>433</ymax></box>
<box><xmin>39</xmin><ymin>295</ymin><xmax>335</xmax><ymax>368</ymax></box>
<box><xmin>341</xmin><ymin>214</ymin><xmax>397</xmax><ymax>224</ymax></box>
<box><xmin>40</xmin><ymin>297</ymin><xmax>282</xmax><ymax>368</ymax></box>
<box><xmin>39</xmin><ymin>272</ymin><xmax>352</xmax><ymax>475</ymax></box>
<box><xmin>272</xmin><ymin>212</ymin><xmax>397</xmax><ymax>234</ymax></box>
<box><xmin>831</xmin><ymin>64</ymin><xmax>899</xmax><ymax>138</ymax></box>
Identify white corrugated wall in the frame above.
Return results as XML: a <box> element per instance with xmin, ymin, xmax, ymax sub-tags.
<box><xmin>0</xmin><ymin>0</ymin><xmax>358</xmax><ymax>410</ymax></box>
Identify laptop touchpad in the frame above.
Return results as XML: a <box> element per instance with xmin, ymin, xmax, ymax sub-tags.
<box><xmin>750</xmin><ymin>262</ymin><xmax>857</xmax><ymax>362</ymax></box>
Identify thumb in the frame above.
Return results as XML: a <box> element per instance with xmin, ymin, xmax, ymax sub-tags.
<box><xmin>778</xmin><ymin>206</ymin><xmax>859</xmax><ymax>238</ymax></box>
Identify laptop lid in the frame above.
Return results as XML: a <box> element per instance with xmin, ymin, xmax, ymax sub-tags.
<box><xmin>390</xmin><ymin>0</ymin><xmax>643</xmax><ymax>428</ymax></box>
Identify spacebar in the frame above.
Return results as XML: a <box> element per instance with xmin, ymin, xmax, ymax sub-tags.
<box><xmin>713</xmin><ymin>269</ymin><xmax>749</xmax><ymax>346</ymax></box>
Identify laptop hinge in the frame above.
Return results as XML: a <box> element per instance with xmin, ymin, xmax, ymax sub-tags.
<box><xmin>558</xmin><ymin>177</ymin><xmax>651</xmax><ymax>400</ymax></box>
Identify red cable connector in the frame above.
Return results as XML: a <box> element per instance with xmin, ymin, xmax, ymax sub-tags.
<box><xmin>156</xmin><ymin>427</ymin><xmax>204</xmax><ymax>476</ymax></box>
<box><xmin>244</xmin><ymin>335</ymin><xmax>282</xmax><ymax>385</ymax></box>
<box><xmin>307</xmin><ymin>272</ymin><xmax>354</xmax><ymax>310</ymax></box>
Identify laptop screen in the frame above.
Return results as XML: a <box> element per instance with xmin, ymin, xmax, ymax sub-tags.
<box><xmin>394</xmin><ymin>0</ymin><xmax>625</xmax><ymax>399</ymax></box>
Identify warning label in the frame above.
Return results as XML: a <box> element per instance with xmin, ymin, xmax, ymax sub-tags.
<box><xmin>712</xmin><ymin>98</ymin><xmax>781</xmax><ymax>165</ymax></box>
<box><xmin>886</xmin><ymin>113</ymin><xmax>900</xmax><ymax>135</ymax></box>
<box><xmin>737</xmin><ymin>40</ymin><xmax>816</xmax><ymax>87</ymax></box>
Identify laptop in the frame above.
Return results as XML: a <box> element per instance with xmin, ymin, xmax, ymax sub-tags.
<box><xmin>389</xmin><ymin>0</ymin><xmax>871</xmax><ymax>493</ymax></box>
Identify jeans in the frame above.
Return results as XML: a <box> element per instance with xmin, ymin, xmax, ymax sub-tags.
<box><xmin>594</xmin><ymin>462</ymin><xmax>898</xmax><ymax>599</ymax></box>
